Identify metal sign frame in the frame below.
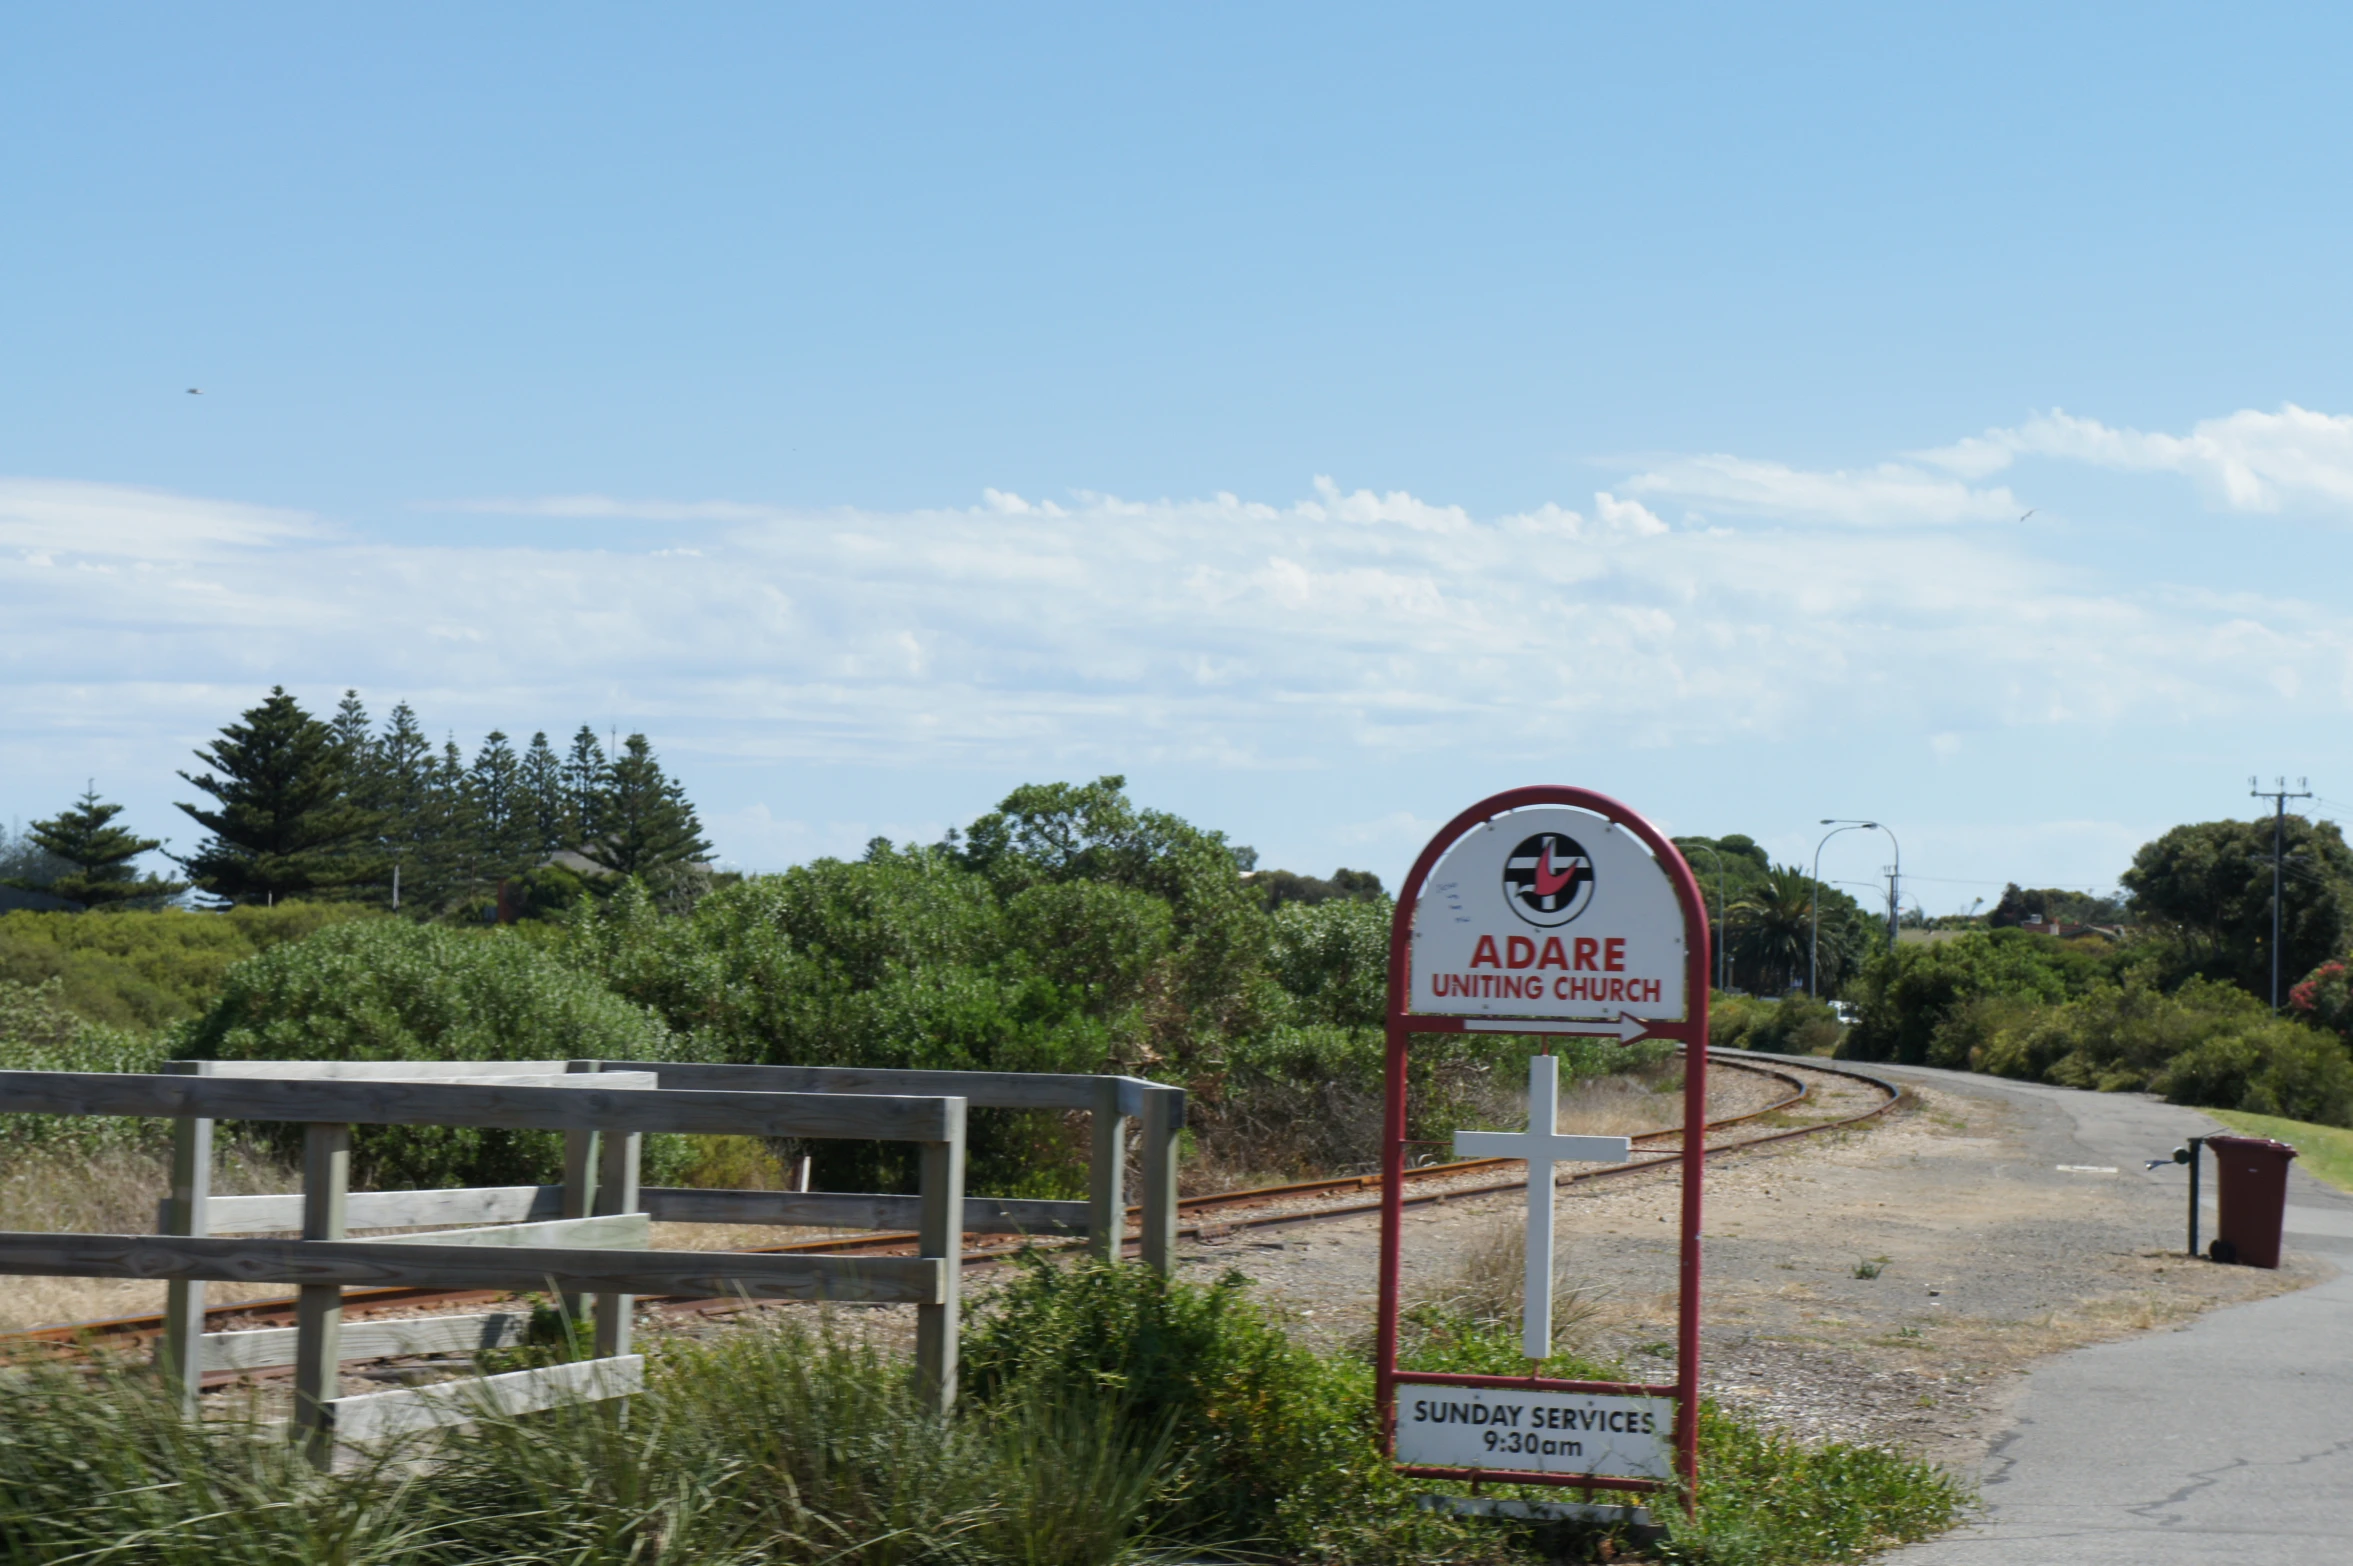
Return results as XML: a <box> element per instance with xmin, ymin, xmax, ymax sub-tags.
<box><xmin>1375</xmin><ymin>785</ymin><xmax>1711</xmax><ymax>1506</ymax></box>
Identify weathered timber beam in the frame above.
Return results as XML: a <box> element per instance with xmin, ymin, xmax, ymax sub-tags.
<box><xmin>605</xmin><ymin>1060</ymin><xmax>1119</xmax><ymax>1112</ymax></box>
<box><xmin>0</xmin><ymin>1232</ymin><xmax>945</xmax><ymax>1304</ymax></box>
<box><xmin>183</xmin><ymin>1060</ymin><xmax>573</xmax><ymax>1080</ymax></box>
<box><xmin>0</xmin><ymin>1071</ymin><xmax>959</xmax><ymax>1142</ymax></box>
<box><xmin>641</xmin><ymin>1187</ymin><xmax>1090</xmax><ymax>1235</ymax></box>
<box><xmin>194</xmin><ymin>1185</ymin><xmax>569</xmax><ymax>1235</ymax></box>
<box><xmin>328</xmin><ymin>1355</ymin><xmax>645</xmax><ymax>1443</ymax></box>
<box><xmin>371</xmin><ymin>1213</ymin><xmax>649</xmax><ymax>1250</ymax></box>
<box><xmin>203</xmin><ymin>1311</ymin><xmax>531</xmax><ymax>1372</ymax></box>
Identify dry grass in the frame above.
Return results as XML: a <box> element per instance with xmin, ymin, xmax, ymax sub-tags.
<box><xmin>0</xmin><ymin>1143</ymin><xmax>298</xmax><ymax>1332</ymax></box>
<box><xmin>1552</xmin><ymin>1069</ymin><xmax>1687</xmax><ymax>1139</ymax></box>
<box><xmin>1407</xmin><ymin>1210</ymin><xmax>1612</xmax><ymax>1354</ymax></box>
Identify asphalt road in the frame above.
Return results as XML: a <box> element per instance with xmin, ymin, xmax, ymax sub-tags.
<box><xmin>1867</xmin><ymin>1063</ymin><xmax>2353</xmax><ymax>1565</ymax></box>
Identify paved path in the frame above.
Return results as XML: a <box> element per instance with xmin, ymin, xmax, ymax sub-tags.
<box><xmin>1869</xmin><ymin>1064</ymin><xmax>2353</xmax><ymax>1565</ymax></box>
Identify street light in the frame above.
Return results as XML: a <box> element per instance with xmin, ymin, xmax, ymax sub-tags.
<box><xmin>1811</xmin><ymin>819</ymin><xmax>1901</xmax><ymax>996</ymax></box>
<box><xmin>1810</xmin><ymin>820</ymin><xmax>1875</xmax><ymax>997</ymax></box>
<box><xmin>1683</xmin><ymin>842</ymin><xmax>1730</xmax><ymax>993</ymax></box>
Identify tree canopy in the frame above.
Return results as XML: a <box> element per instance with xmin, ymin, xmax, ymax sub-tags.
<box><xmin>2122</xmin><ymin>815</ymin><xmax>2353</xmax><ymax>995</ymax></box>
<box><xmin>6</xmin><ymin>789</ymin><xmax>187</xmax><ymax>909</ymax></box>
<box><xmin>175</xmin><ymin>688</ymin><xmax>385</xmax><ymax>904</ymax></box>
<box><xmin>168</xmin><ymin>689</ymin><xmax>714</xmax><ymax>915</ymax></box>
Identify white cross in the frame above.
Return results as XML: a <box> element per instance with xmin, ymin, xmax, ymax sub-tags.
<box><xmin>1452</xmin><ymin>1053</ymin><xmax>1633</xmax><ymax>1359</ymax></box>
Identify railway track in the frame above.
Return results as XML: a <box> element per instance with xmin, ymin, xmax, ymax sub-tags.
<box><xmin>2</xmin><ymin>1050</ymin><xmax>1902</xmax><ymax>1375</ymax></box>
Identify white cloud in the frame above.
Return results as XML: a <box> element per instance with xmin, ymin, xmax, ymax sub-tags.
<box><xmin>6</xmin><ymin>467</ymin><xmax>2346</xmax><ymax>793</ymax></box>
<box><xmin>0</xmin><ymin>478</ymin><xmax>323</xmax><ymax>556</ymax></box>
<box><xmin>1917</xmin><ymin>404</ymin><xmax>2353</xmax><ymax>513</ymax></box>
<box><xmin>1614</xmin><ymin>453</ymin><xmax>2020</xmax><ymax>528</ymax></box>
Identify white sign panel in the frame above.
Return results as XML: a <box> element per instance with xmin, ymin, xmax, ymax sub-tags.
<box><xmin>1395</xmin><ymin>1386</ymin><xmax>1672</xmax><ymax>1480</ymax></box>
<box><xmin>1409</xmin><ymin>807</ymin><xmax>1687</xmax><ymax>1022</ymax></box>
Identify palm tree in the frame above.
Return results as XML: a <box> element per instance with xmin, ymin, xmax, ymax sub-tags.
<box><xmin>1732</xmin><ymin>866</ymin><xmax>1818</xmax><ymax>993</ymax></box>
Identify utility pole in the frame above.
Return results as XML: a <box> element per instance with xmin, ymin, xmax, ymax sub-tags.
<box><xmin>2249</xmin><ymin>776</ymin><xmax>2312</xmax><ymax>1011</ymax></box>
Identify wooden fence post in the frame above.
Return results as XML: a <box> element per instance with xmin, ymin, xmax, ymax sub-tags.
<box><xmin>560</xmin><ymin>1059</ymin><xmax>600</xmax><ymax>1328</ymax></box>
<box><xmin>914</xmin><ymin>1097</ymin><xmax>966</xmax><ymax>1414</ymax></box>
<box><xmin>158</xmin><ymin>1061</ymin><xmax>214</xmax><ymax>1413</ymax></box>
<box><xmin>591</xmin><ymin>1127</ymin><xmax>641</xmax><ymax>1359</ymax></box>
<box><xmin>1086</xmin><ymin>1077</ymin><xmax>1126</xmax><ymax>1261</ymax></box>
<box><xmin>292</xmin><ymin>1121</ymin><xmax>350</xmax><ymax>1471</ymax></box>
<box><xmin>1139</xmin><ymin>1086</ymin><xmax>1184</xmax><ymax>1275</ymax></box>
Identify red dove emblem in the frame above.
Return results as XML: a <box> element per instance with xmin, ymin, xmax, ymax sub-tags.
<box><xmin>1534</xmin><ymin>841</ymin><xmax>1580</xmax><ymax>898</ymax></box>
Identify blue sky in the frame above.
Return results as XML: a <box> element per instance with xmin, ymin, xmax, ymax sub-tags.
<box><xmin>8</xmin><ymin>3</ymin><xmax>2353</xmax><ymax>911</ymax></box>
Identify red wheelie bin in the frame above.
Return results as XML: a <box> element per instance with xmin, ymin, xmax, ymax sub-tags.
<box><xmin>2204</xmin><ymin>1133</ymin><xmax>2299</xmax><ymax>1268</ymax></box>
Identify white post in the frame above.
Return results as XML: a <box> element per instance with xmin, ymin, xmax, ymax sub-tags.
<box><xmin>292</xmin><ymin>1122</ymin><xmax>351</xmax><ymax>1471</ymax></box>
<box><xmin>158</xmin><ymin>1061</ymin><xmax>215</xmax><ymax>1413</ymax></box>
<box><xmin>1087</xmin><ymin>1077</ymin><xmax>1127</xmax><ymax>1262</ymax></box>
<box><xmin>1452</xmin><ymin>1053</ymin><xmax>1631</xmax><ymax>1361</ymax></box>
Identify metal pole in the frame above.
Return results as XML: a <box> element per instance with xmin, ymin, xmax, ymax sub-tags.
<box><xmin>2187</xmin><ymin>1136</ymin><xmax>2204</xmax><ymax>1258</ymax></box>
<box><xmin>1684</xmin><ymin>843</ymin><xmax>1728</xmax><ymax>993</ymax></box>
<box><xmin>1810</xmin><ymin>822</ymin><xmax>1872</xmax><ymax>997</ymax></box>
<box><xmin>1674</xmin><ymin>976</ymin><xmax>1711</xmax><ymax>1512</ymax></box>
<box><xmin>1375</xmin><ymin>1013</ymin><xmax>1409</xmax><ymax>1455</ymax></box>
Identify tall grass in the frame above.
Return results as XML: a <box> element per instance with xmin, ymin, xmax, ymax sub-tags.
<box><xmin>1390</xmin><ymin>1305</ymin><xmax>1967</xmax><ymax>1565</ymax></box>
<box><xmin>0</xmin><ymin>1260</ymin><xmax>1962</xmax><ymax>1565</ymax></box>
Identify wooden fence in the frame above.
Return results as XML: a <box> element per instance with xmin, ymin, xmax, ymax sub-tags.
<box><xmin>597</xmin><ymin>1061</ymin><xmax>1187</xmax><ymax>1270</ymax></box>
<box><xmin>0</xmin><ymin>1061</ymin><xmax>966</xmax><ymax>1468</ymax></box>
<box><xmin>0</xmin><ymin>1058</ymin><xmax>1184</xmax><ymax>1469</ymax></box>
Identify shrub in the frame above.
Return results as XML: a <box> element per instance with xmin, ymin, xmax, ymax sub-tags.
<box><xmin>1957</xmin><ymin>972</ymin><xmax>2353</xmax><ymax>1129</ymax></box>
<box><xmin>180</xmin><ymin>919</ymin><xmax>683</xmax><ymax>1188</ymax></box>
<box><xmin>964</xmin><ymin>1253</ymin><xmax>1430</xmax><ymax>1553</ymax></box>
<box><xmin>1268</xmin><ymin>896</ymin><xmax>1391</xmax><ymax>1029</ymax></box>
<box><xmin>1731</xmin><ymin>995</ymin><xmax>1843</xmax><ymax>1056</ymax></box>
<box><xmin>0</xmin><ymin>979</ymin><xmax>171</xmax><ymax>1155</ymax></box>
<box><xmin>0</xmin><ymin>903</ymin><xmax>379</xmax><ymax>1031</ymax></box>
<box><xmin>2288</xmin><ymin>958</ymin><xmax>2353</xmax><ymax>1042</ymax></box>
<box><xmin>1840</xmin><ymin>929</ymin><xmax>2114</xmax><ymax>1065</ymax></box>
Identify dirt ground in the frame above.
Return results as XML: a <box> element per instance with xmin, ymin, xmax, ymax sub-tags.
<box><xmin>1175</xmin><ymin>1065</ymin><xmax>2324</xmax><ymax>1472</ymax></box>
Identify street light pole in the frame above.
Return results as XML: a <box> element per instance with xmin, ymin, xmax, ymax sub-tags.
<box><xmin>1874</xmin><ymin>823</ymin><xmax>1901</xmax><ymax>954</ymax></box>
<box><xmin>1810</xmin><ymin>820</ymin><xmax>1877</xmax><ymax>997</ymax></box>
<box><xmin>1684</xmin><ymin>842</ymin><xmax>1729</xmax><ymax>994</ymax></box>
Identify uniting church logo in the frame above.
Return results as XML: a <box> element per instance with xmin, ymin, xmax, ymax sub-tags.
<box><xmin>1501</xmin><ymin>833</ymin><xmax>1594</xmax><ymax>927</ymax></box>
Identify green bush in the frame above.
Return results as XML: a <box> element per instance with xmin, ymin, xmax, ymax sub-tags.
<box><xmin>1954</xmin><ymin>973</ymin><xmax>2353</xmax><ymax>1128</ymax></box>
<box><xmin>180</xmin><ymin>919</ymin><xmax>686</xmax><ymax>1188</ymax></box>
<box><xmin>1840</xmin><ymin>929</ymin><xmax>2119</xmax><ymax>1065</ymax></box>
<box><xmin>965</xmin><ymin>1254</ymin><xmax>1450</xmax><ymax>1556</ymax></box>
<box><xmin>0</xmin><ymin>903</ymin><xmax>379</xmax><ymax>1031</ymax></box>
<box><xmin>1712</xmin><ymin>994</ymin><xmax>1842</xmax><ymax>1055</ymax></box>
<box><xmin>1268</xmin><ymin>896</ymin><xmax>1391</xmax><ymax>1029</ymax></box>
<box><xmin>0</xmin><ymin>979</ymin><xmax>171</xmax><ymax>1154</ymax></box>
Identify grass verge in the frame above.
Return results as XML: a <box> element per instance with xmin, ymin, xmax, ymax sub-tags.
<box><xmin>2208</xmin><ymin>1107</ymin><xmax>2353</xmax><ymax>1193</ymax></box>
<box><xmin>0</xmin><ymin>1258</ymin><xmax>1964</xmax><ymax>1565</ymax></box>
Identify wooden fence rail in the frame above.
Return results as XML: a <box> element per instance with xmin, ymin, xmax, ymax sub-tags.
<box><xmin>602</xmin><ymin>1060</ymin><xmax>1186</xmax><ymax>1269</ymax></box>
<box><xmin>6</xmin><ymin>1057</ymin><xmax>1183</xmax><ymax>1470</ymax></box>
<box><xmin>0</xmin><ymin>1063</ymin><xmax>970</xmax><ymax>1468</ymax></box>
